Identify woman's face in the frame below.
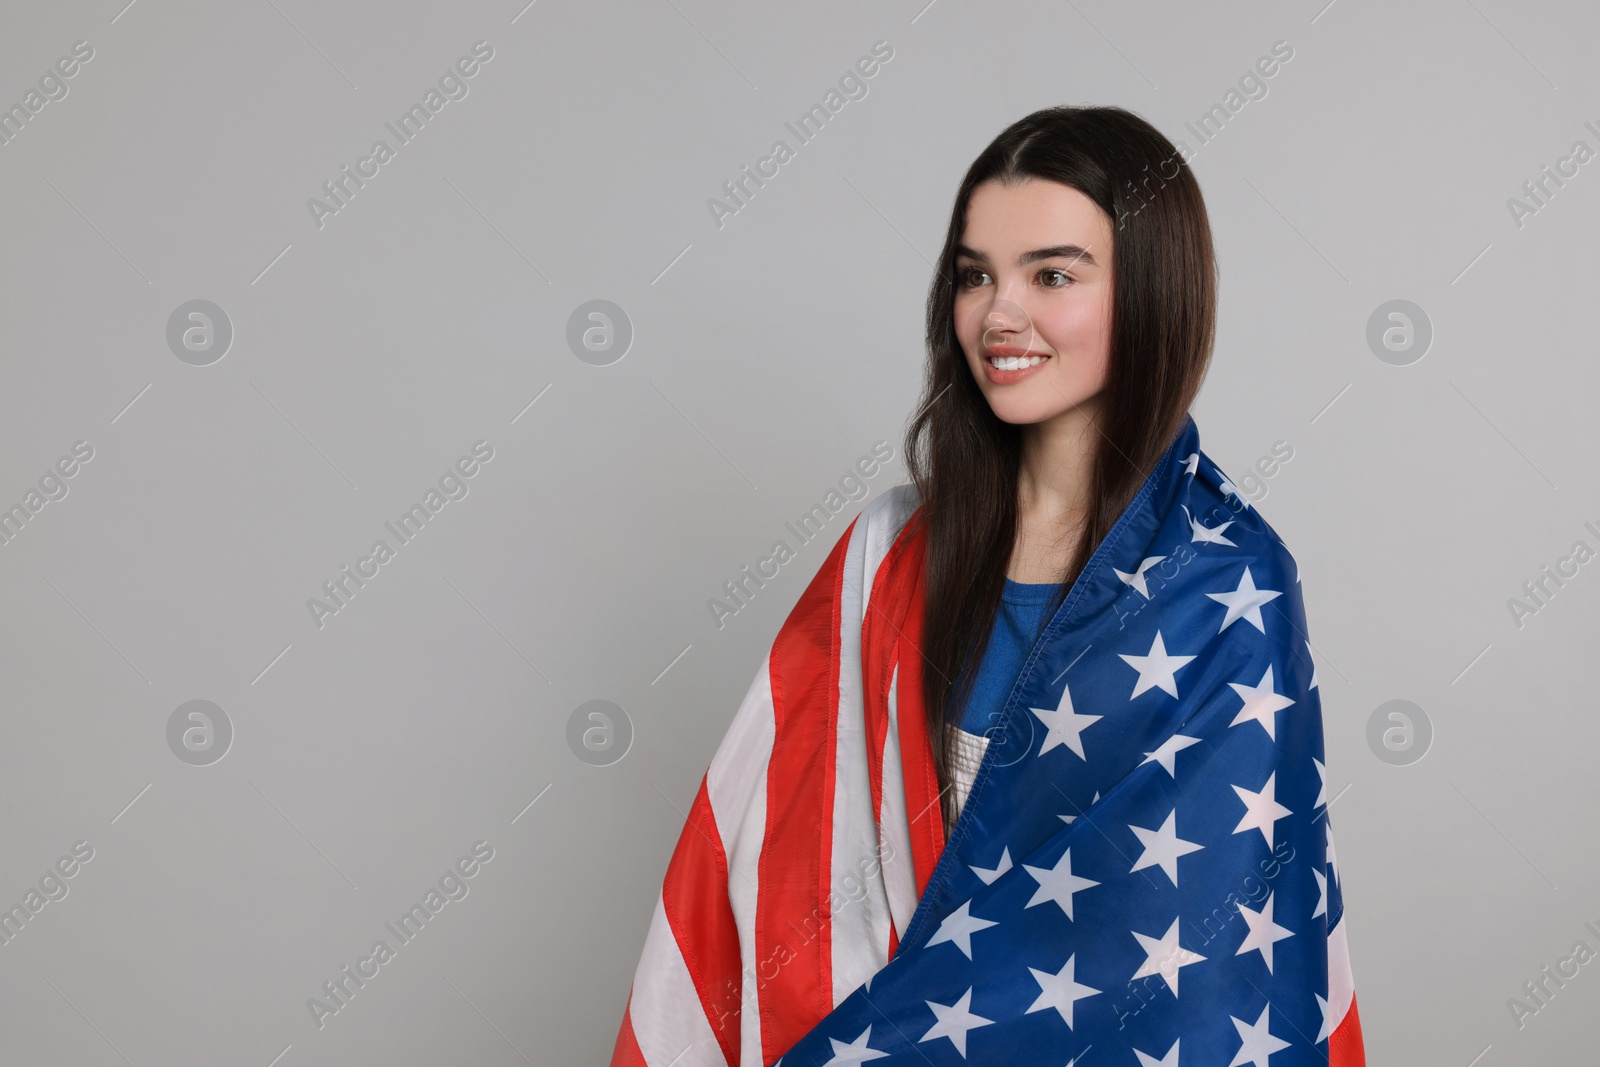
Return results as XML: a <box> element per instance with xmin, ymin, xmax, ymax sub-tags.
<box><xmin>953</xmin><ymin>177</ymin><xmax>1114</xmax><ymax>427</ymax></box>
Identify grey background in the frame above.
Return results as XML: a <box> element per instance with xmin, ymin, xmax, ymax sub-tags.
<box><xmin>0</xmin><ymin>0</ymin><xmax>1595</xmax><ymax>1063</ymax></box>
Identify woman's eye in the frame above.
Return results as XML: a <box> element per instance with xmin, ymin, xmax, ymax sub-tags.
<box><xmin>956</xmin><ymin>267</ymin><xmax>1073</xmax><ymax>289</ymax></box>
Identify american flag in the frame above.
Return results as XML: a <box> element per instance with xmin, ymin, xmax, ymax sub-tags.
<box><xmin>611</xmin><ymin>414</ymin><xmax>1365</xmax><ymax>1067</ymax></box>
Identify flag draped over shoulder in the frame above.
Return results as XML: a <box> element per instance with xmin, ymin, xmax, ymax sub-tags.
<box><xmin>610</xmin><ymin>414</ymin><xmax>1365</xmax><ymax>1067</ymax></box>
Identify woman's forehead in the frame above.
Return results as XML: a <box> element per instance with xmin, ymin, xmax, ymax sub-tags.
<box><xmin>961</xmin><ymin>178</ymin><xmax>1112</xmax><ymax>257</ymax></box>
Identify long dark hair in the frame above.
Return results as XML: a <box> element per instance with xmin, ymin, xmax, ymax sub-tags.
<box><xmin>903</xmin><ymin>105</ymin><xmax>1218</xmax><ymax>835</ymax></box>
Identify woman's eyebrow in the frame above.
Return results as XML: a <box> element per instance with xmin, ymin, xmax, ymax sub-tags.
<box><xmin>954</xmin><ymin>243</ymin><xmax>1098</xmax><ymax>268</ymax></box>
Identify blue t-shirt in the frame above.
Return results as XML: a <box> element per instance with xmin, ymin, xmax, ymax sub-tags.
<box><xmin>957</xmin><ymin>577</ymin><xmax>1063</xmax><ymax>738</ymax></box>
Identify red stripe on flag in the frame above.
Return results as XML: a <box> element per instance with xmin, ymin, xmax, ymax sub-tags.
<box><xmin>1329</xmin><ymin>992</ymin><xmax>1367</xmax><ymax>1067</ymax></box>
<box><xmin>861</xmin><ymin>510</ymin><xmax>923</xmax><ymax>854</ymax></box>
<box><xmin>757</xmin><ymin>519</ymin><xmax>857</xmax><ymax>1061</ymax></box>
<box><xmin>607</xmin><ymin>998</ymin><xmax>648</xmax><ymax>1067</ymax></box>
<box><xmin>885</xmin><ymin>515</ymin><xmax>946</xmax><ymax>896</ymax></box>
<box><xmin>660</xmin><ymin>776</ymin><xmax>742</xmax><ymax>1066</ymax></box>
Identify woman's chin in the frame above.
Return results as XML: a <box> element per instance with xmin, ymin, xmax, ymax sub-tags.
<box><xmin>981</xmin><ymin>387</ymin><xmax>1101</xmax><ymax>427</ymax></box>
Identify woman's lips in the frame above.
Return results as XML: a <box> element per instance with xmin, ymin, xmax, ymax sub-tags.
<box><xmin>981</xmin><ymin>347</ymin><xmax>1051</xmax><ymax>384</ymax></box>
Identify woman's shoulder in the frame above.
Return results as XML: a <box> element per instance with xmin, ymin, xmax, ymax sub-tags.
<box><xmin>849</xmin><ymin>481</ymin><xmax>925</xmax><ymax>579</ymax></box>
<box><xmin>860</xmin><ymin>480</ymin><xmax>921</xmax><ymax>537</ymax></box>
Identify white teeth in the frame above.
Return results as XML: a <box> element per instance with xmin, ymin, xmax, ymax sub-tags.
<box><xmin>988</xmin><ymin>354</ymin><xmax>1047</xmax><ymax>370</ymax></box>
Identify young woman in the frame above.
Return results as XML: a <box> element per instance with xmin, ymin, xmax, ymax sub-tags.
<box><xmin>611</xmin><ymin>106</ymin><xmax>1365</xmax><ymax>1067</ymax></box>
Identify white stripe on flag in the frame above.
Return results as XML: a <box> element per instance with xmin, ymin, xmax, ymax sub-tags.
<box><xmin>878</xmin><ymin>660</ymin><xmax>920</xmax><ymax>943</ymax></box>
<box><xmin>1328</xmin><ymin>912</ymin><xmax>1355</xmax><ymax>1031</ymax></box>
<box><xmin>860</xmin><ymin>484</ymin><xmax>917</xmax><ymax>608</ymax></box>
<box><xmin>627</xmin><ymin>892</ymin><xmax>724</xmax><ymax>1066</ymax></box>
<box><xmin>706</xmin><ymin>652</ymin><xmax>777</xmax><ymax>1065</ymax></box>
<box><xmin>829</xmin><ymin>506</ymin><xmax>894</xmax><ymax>1003</ymax></box>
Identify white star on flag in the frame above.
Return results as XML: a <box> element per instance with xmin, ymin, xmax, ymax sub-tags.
<box><xmin>1025</xmin><ymin>953</ymin><xmax>1099</xmax><ymax>1029</ymax></box>
<box><xmin>1182</xmin><ymin>503</ymin><xmax>1239</xmax><ymax>546</ymax></box>
<box><xmin>1227</xmin><ymin>665</ymin><xmax>1296</xmax><ymax>741</ymax></box>
<box><xmin>969</xmin><ymin>846</ymin><xmax>1012</xmax><ymax>885</ymax></box>
<box><xmin>1215</xmin><ymin>468</ymin><xmax>1254</xmax><ymax>510</ymax></box>
<box><xmin>1228</xmin><ymin>1006</ymin><xmax>1290</xmax><ymax>1067</ymax></box>
<box><xmin>1022</xmin><ymin>847</ymin><xmax>1099</xmax><ymax>921</ymax></box>
<box><xmin>1312</xmin><ymin>868</ymin><xmax>1327</xmax><ymax>919</ymax></box>
<box><xmin>1313</xmin><ymin>758</ymin><xmax>1327</xmax><ymax>807</ymax></box>
<box><xmin>1115</xmin><ymin>555</ymin><xmax>1168</xmax><ymax>598</ymax></box>
<box><xmin>1306</xmin><ymin>639</ymin><xmax>1318</xmax><ymax>689</ymax></box>
<box><xmin>1030</xmin><ymin>680</ymin><xmax>1102</xmax><ymax>759</ymax></box>
<box><xmin>1235</xmin><ymin>892</ymin><xmax>1294</xmax><ymax>972</ymax></box>
<box><xmin>1135</xmin><ymin>1039</ymin><xmax>1181</xmax><ymax>1067</ymax></box>
<box><xmin>1118</xmin><ymin>631</ymin><xmax>1197</xmax><ymax>699</ymax></box>
<box><xmin>1205</xmin><ymin>567</ymin><xmax>1283</xmax><ymax>634</ymax></box>
<box><xmin>1131</xmin><ymin>917</ymin><xmax>1206</xmax><ymax>996</ymax></box>
<box><xmin>1316</xmin><ymin>993</ymin><xmax>1332</xmax><ymax>1042</ymax></box>
<box><xmin>1231</xmin><ymin>772</ymin><xmax>1293</xmax><ymax>849</ymax></box>
<box><xmin>919</xmin><ymin>987</ymin><xmax>993</xmax><ymax>1057</ymax></box>
<box><xmin>1140</xmin><ymin>733</ymin><xmax>1203</xmax><ymax>779</ymax></box>
<box><xmin>1129</xmin><ymin>810</ymin><xmax>1205</xmax><ymax>887</ymax></box>
<box><xmin>820</xmin><ymin>1026</ymin><xmax>889</xmax><ymax>1066</ymax></box>
<box><xmin>925</xmin><ymin>899</ymin><xmax>999</xmax><ymax>959</ymax></box>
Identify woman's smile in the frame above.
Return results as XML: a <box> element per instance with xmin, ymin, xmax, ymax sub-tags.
<box><xmin>981</xmin><ymin>343</ymin><xmax>1053</xmax><ymax>383</ymax></box>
